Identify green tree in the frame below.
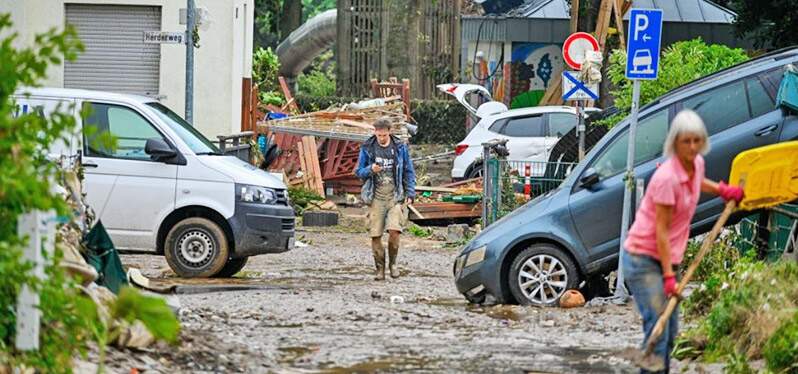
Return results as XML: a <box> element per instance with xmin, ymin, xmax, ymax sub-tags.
<box><xmin>728</xmin><ymin>0</ymin><xmax>798</xmax><ymax>49</ymax></box>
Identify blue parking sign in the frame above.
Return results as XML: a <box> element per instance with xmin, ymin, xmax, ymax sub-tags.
<box><xmin>625</xmin><ymin>9</ymin><xmax>663</xmax><ymax>80</ymax></box>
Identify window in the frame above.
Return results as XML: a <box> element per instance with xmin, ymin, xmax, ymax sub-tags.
<box><xmin>682</xmin><ymin>80</ymin><xmax>749</xmax><ymax>135</ymax></box>
<box><xmin>146</xmin><ymin>102</ymin><xmax>219</xmax><ymax>154</ymax></box>
<box><xmin>548</xmin><ymin>113</ymin><xmax>577</xmax><ymax>137</ymax></box>
<box><xmin>500</xmin><ymin>115</ymin><xmax>544</xmax><ymax>137</ymax></box>
<box><xmin>488</xmin><ymin>118</ymin><xmax>508</xmax><ymax>133</ymax></box>
<box><xmin>747</xmin><ymin>78</ymin><xmax>776</xmax><ymax>118</ymax></box>
<box><xmin>589</xmin><ymin>109</ymin><xmax>669</xmax><ymax>178</ymax></box>
<box><xmin>84</xmin><ymin>102</ymin><xmax>166</xmax><ymax>160</ymax></box>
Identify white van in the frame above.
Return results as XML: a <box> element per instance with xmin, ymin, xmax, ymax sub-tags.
<box><xmin>14</xmin><ymin>88</ymin><xmax>295</xmax><ymax>278</ymax></box>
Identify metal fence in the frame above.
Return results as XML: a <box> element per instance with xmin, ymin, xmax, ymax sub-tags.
<box><xmin>483</xmin><ymin>157</ymin><xmax>577</xmax><ymax>226</ymax></box>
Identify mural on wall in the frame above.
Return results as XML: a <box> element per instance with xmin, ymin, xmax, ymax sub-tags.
<box><xmin>510</xmin><ymin>43</ymin><xmax>565</xmax><ymax>108</ymax></box>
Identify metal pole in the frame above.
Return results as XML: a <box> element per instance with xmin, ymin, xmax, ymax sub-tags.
<box><xmin>577</xmin><ymin>100</ymin><xmax>585</xmax><ymax>161</ymax></box>
<box><xmin>614</xmin><ymin>79</ymin><xmax>641</xmax><ymax>300</ymax></box>
<box><xmin>185</xmin><ymin>0</ymin><xmax>195</xmax><ymax>124</ymax></box>
<box><xmin>481</xmin><ymin>145</ymin><xmax>490</xmax><ymax>226</ymax></box>
<box><xmin>16</xmin><ymin>210</ymin><xmax>55</xmax><ymax>350</ymax></box>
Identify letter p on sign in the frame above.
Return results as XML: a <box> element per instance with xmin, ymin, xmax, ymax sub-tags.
<box><xmin>634</xmin><ymin>14</ymin><xmax>648</xmax><ymax>41</ymax></box>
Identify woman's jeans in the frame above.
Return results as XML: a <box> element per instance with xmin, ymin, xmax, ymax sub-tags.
<box><xmin>622</xmin><ymin>251</ymin><xmax>679</xmax><ymax>374</ymax></box>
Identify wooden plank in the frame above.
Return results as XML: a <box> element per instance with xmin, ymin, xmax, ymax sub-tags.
<box><xmin>613</xmin><ymin>0</ymin><xmax>626</xmax><ymax>49</ymax></box>
<box><xmin>303</xmin><ymin>136</ymin><xmax>325</xmax><ymax>196</ymax></box>
<box><xmin>337</xmin><ymin>119</ymin><xmax>374</xmax><ymax>130</ymax></box>
<box><xmin>569</xmin><ymin>0</ymin><xmax>579</xmax><ymax>33</ymax></box>
<box><xmin>595</xmin><ymin>0</ymin><xmax>614</xmax><ymax>50</ymax></box>
<box><xmin>297</xmin><ymin>139</ymin><xmax>310</xmax><ymax>189</ymax></box>
<box><xmin>440</xmin><ymin>177</ymin><xmax>483</xmax><ymax>188</ymax></box>
<box><xmin>278</xmin><ymin>76</ymin><xmax>300</xmax><ymax>114</ymax></box>
<box><xmin>540</xmin><ymin>74</ymin><xmax>564</xmax><ymax>106</ymax></box>
<box><xmin>408</xmin><ymin>204</ymin><xmax>425</xmax><ymax>220</ymax></box>
<box><xmin>415</xmin><ymin>186</ymin><xmax>458</xmax><ymax>193</ymax></box>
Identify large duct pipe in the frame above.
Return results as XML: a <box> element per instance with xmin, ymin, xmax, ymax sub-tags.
<box><xmin>275</xmin><ymin>9</ymin><xmax>337</xmax><ymax>79</ymax></box>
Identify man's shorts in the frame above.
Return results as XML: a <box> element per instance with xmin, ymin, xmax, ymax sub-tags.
<box><xmin>368</xmin><ymin>198</ymin><xmax>408</xmax><ymax>237</ymax></box>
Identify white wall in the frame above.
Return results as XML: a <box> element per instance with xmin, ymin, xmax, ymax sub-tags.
<box><xmin>0</xmin><ymin>0</ymin><xmax>253</xmax><ymax>138</ymax></box>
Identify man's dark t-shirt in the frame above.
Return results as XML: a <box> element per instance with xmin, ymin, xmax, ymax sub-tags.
<box><xmin>373</xmin><ymin>142</ymin><xmax>396</xmax><ymax>200</ymax></box>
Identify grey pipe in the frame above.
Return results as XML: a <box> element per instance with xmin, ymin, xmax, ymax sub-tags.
<box><xmin>275</xmin><ymin>9</ymin><xmax>337</xmax><ymax>79</ymax></box>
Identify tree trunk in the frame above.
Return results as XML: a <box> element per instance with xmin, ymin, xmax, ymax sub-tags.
<box><xmin>279</xmin><ymin>0</ymin><xmax>303</xmax><ymax>41</ymax></box>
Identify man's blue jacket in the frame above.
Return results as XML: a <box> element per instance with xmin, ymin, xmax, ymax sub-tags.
<box><xmin>355</xmin><ymin>135</ymin><xmax>416</xmax><ymax>204</ymax></box>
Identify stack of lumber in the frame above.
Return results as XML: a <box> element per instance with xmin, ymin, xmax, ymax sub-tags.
<box><xmin>258</xmin><ymin>101</ymin><xmax>409</xmax><ymax>142</ymax></box>
<box><xmin>290</xmin><ymin>136</ymin><xmax>325</xmax><ymax>196</ymax></box>
<box><xmin>409</xmin><ymin>178</ymin><xmax>483</xmax><ymax>221</ymax></box>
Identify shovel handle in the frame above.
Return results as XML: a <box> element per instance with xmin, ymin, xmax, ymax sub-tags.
<box><xmin>644</xmin><ymin>199</ymin><xmax>737</xmax><ymax>355</ymax></box>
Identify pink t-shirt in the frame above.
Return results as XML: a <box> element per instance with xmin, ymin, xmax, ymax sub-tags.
<box><xmin>624</xmin><ymin>155</ymin><xmax>705</xmax><ymax>265</ymax></box>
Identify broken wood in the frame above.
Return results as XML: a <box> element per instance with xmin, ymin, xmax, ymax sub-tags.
<box><xmin>407</xmin><ymin>204</ymin><xmax>425</xmax><ymax>220</ymax></box>
<box><xmin>278</xmin><ymin>76</ymin><xmax>300</xmax><ymax>114</ymax></box>
<box><xmin>337</xmin><ymin>119</ymin><xmax>374</xmax><ymax>130</ymax></box>
<box><xmin>415</xmin><ymin>186</ymin><xmax>458</xmax><ymax>193</ymax></box>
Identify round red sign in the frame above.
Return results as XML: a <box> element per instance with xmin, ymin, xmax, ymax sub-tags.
<box><xmin>562</xmin><ymin>32</ymin><xmax>600</xmax><ymax>70</ymax></box>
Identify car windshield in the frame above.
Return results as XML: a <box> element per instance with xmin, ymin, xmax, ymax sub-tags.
<box><xmin>145</xmin><ymin>102</ymin><xmax>221</xmax><ymax>155</ymax></box>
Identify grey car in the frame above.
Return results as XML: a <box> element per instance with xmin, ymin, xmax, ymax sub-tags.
<box><xmin>454</xmin><ymin>47</ymin><xmax>798</xmax><ymax>306</ymax></box>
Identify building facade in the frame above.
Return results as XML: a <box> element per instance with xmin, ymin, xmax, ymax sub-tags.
<box><xmin>1</xmin><ymin>0</ymin><xmax>254</xmax><ymax>138</ymax></box>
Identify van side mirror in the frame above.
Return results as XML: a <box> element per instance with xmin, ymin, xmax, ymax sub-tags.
<box><xmin>579</xmin><ymin>168</ymin><xmax>600</xmax><ymax>188</ymax></box>
<box><xmin>145</xmin><ymin>138</ymin><xmax>177</xmax><ymax>161</ymax></box>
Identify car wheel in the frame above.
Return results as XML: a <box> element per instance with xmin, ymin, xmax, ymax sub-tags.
<box><xmin>466</xmin><ymin>162</ymin><xmax>484</xmax><ymax>179</ymax></box>
<box><xmin>213</xmin><ymin>257</ymin><xmax>248</xmax><ymax>278</ymax></box>
<box><xmin>508</xmin><ymin>244</ymin><xmax>579</xmax><ymax>306</ymax></box>
<box><xmin>164</xmin><ymin>217</ymin><xmax>229</xmax><ymax>278</ymax></box>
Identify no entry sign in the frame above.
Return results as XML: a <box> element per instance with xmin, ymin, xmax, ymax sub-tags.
<box><xmin>562</xmin><ymin>32</ymin><xmax>599</xmax><ymax>70</ymax></box>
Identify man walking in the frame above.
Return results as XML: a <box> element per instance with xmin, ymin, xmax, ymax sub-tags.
<box><xmin>355</xmin><ymin>118</ymin><xmax>416</xmax><ymax>280</ymax></box>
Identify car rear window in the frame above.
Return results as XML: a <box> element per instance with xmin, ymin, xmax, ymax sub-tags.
<box><xmin>500</xmin><ymin>115</ymin><xmax>544</xmax><ymax>137</ymax></box>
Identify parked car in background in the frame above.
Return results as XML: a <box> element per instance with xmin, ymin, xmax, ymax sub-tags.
<box><xmin>438</xmin><ymin>84</ymin><xmax>599</xmax><ymax>180</ymax></box>
<box><xmin>453</xmin><ymin>47</ymin><xmax>798</xmax><ymax>306</ymax></box>
<box><xmin>14</xmin><ymin>88</ymin><xmax>296</xmax><ymax>278</ymax></box>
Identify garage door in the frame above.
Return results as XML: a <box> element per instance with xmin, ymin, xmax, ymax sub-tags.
<box><xmin>65</xmin><ymin>4</ymin><xmax>161</xmax><ymax>96</ymax></box>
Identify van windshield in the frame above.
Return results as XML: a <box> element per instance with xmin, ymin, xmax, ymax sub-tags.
<box><xmin>145</xmin><ymin>102</ymin><xmax>221</xmax><ymax>155</ymax></box>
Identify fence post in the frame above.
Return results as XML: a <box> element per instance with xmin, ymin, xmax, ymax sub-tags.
<box><xmin>15</xmin><ymin>209</ymin><xmax>56</xmax><ymax>351</ymax></box>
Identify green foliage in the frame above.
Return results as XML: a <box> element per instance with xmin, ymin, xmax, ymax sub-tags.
<box><xmin>729</xmin><ymin>0</ymin><xmax>798</xmax><ymax>50</ymax></box>
<box><xmin>679</xmin><ymin>256</ymin><xmax>798</xmax><ymax>369</ymax></box>
<box><xmin>288</xmin><ymin>186</ymin><xmax>325</xmax><ymax>214</ymax></box>
<box><xmin>599</xmin><ymin>39</ymin><xmax>749</xmax><ymax>128</ymax></box>
<box><xmin>297</xmin><ymin>51</ymin><xmax>336</xmax><ymax>97</ymax></box>
<box><xmin>762</xmin><ymin>312</ymin><xmax>798</xmax><ymax>373</ymax></box>
<box><xmin>294</xmin><ymin>94</ymin><xmax>357</xmax><ymax>112</ymax></box>
<box><xmin>682</xmin><ymin>235</ymin><xmax>744</xmax><ymax>283</ymax></box>
<box><xmin>253</xmin><ymin>47</ymin><xmax>281</xmax><ymax>93</ymax></box>
<box><xmin>410</xmin><ymin>99</ymin><xmax>468</xmax><ymax>144</ymax></box>
<box><xmin>301</xmin><ymin>0</ymin><xmax>336</xmax><ymax>21</ymax></box>
<box><xmin>408</xmin><ymin>224</ymin><xmax>432</xmax><ymax>238</ymax></box>
<box><xmin>111</xmin><ymin>287</ymin><xmax>180</xmax><ymax>344</ymax></box>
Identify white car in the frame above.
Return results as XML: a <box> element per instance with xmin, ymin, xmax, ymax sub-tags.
<box><xmin>14</xmin><ymin>87</ymin><xmax>295</xmax><ymax>278</ymax></box>
<box><xmin>438</xmin><ymin>84</ymin><xmax>599</xmax><ymax>180</ymax></box>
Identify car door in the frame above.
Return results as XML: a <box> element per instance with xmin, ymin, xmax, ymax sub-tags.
<box><xmin>678</xmin><ymin>73</ymin><xmax>781</xmax><ymax>227</ymax></box>
<box><xmin>81</xmin><ymin>101</ymin><xmax>177</xmax><ymax>251</ymax></box>
<box><xmin>567</xmin><ymin>107</ymin><xmax>670</xmax><ymax>261</ymax></box>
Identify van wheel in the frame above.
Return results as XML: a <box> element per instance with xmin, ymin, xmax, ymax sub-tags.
<box><xmin>508</xmin><ymin>244</ymin><xmax>579</xmax><ymax>306</ymax></box>
<box><xmin>164</xmin><ymin>217</ymin><xmax>229</xmax><ymax>278</ymax></box>
<box><xmin>213</xmin><ymin>257</ymin><xmax>249</xmax><ymax>278</ymax></box>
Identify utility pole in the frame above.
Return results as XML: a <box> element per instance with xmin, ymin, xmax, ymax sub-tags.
<box><xmin>185</xmin><ymin>0</ymin><xmax>195</xmax><ymax>125</ymax></box>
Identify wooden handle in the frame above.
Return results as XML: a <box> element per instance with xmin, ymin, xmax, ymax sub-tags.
<box><xmin>644</xmin><ymin>199</ymin><xmax>737</xmax><ymax>355</ymax></box>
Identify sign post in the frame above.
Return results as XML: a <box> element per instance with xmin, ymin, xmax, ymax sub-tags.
<box><xmin>562</xmin><ymin>32</ymin><xmax>600</xmax><ymax>160</ymax></box>
<box><xmin>185</xmin><ymin>0</ymin><xmax>196</xmax><ymax>125</ymax></box>
<box><xmin>614</xmin><ymin>8</ymin><xmax>663</xmax><ymax>301</ymax></box>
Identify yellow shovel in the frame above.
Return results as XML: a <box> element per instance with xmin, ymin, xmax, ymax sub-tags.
<box><xmin>629</xmin><ymin>141</ymin><xmax>798</xmax><ymax>371</ymax></box>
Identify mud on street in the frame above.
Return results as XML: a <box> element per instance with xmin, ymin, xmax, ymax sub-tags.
<box><xmin>113</xmin><ymin>226</ymin><xmax>718</xmax><ymax>374</ymax></box>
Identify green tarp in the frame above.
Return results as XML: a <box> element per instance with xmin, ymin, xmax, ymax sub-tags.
<box><xmin>84</xmin><ymin>221</ymin><xmax>128</xmax><ymax>294</ymax></box>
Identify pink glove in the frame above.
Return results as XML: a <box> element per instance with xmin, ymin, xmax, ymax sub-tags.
<box><xmin>718</xmin><ymin>181</ymin><xmax>744</xmax><ymax>203</ymax></box>
<box><xmin>663</xmin><ymin>274</ymin><xmax>678</xmax><ymax>298</ymax></box>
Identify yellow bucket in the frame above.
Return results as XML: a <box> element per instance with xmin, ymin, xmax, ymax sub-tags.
<box><xmin>729</xmin><ymin>141</ymin><xmax>798</xmax><ymax>210</ymax></box>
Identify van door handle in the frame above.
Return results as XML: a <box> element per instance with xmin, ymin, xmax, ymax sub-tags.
<box><xmin>755</xmin><ymin>124</ymin><xmax>778</xmax><ymax>137</ymax></box>
<box><xmin>83</xmin><ymin>162</ymin><xmax>98</xmax><ymax>168</ymax></box>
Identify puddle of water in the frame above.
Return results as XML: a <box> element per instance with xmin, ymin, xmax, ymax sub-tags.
<box><xmin>317</xmin><ymin>356</ymin><xmax>437</xmax><ymax>373</ymax></box>
<box><xmin>465</xmin><ymin>304</ymin><xmax>538</xmax><ymax>321</ymax></box>
<box><xmin>278</xmin><ymin>346</ymin><xmax>318</xmax><ymax>364</ymax></box>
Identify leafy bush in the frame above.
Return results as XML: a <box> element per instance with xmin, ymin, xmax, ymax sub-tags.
<box><xmin>253</xmin><ymin>47</ymin><xmax>284</xmax><ymax>105</ymax></box>
<box><xmin>288</xmin><ymin>186</ymin><xmax>325</xmax><ymax>214</ymax></box>
<box><xmin>678</xmin><ymin>257</ymin><xmax>798</xmax><ymax>370</ymax></box>
<box><xmin>297</xmin><ymin>50</ymin><xmax>336</xmax><ymax>97</ymax></box>
<box><xmin>408</xmin><ymin>224</ymin><xmax>432</xmax><ymax>238</ymax></box>
<box><xmin>599</xmin><ymin>39</ymin><xmax>749</xmax><ymax>128</ymax></box>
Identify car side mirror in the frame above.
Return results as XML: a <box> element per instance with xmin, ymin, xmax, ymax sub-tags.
<box><xmin>145</xmin><ymin>138</ymin><xmax>177</xmax><ymax>161</ymax></box>
<box><xmin>579</xmin><ymin>168</ymin><xmax>600</xmax><ymax>188</ymax></box>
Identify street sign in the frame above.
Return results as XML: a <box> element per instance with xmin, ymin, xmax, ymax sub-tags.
<box><xmin>625</xmin><ymin>9</ymin><xmax>663</xmax><ymax>79</ymax></box>
<box><xmin>561</xmin><ymin>71</ymin><xmax>598</xmax><ymax>101</ymax></box>
<box><xmin>562</xmin><ymin>32</ymin><xmax>599</xmax><ymax>70</ymax></box>
<box><xmin>143</xmin><ymin>31</ymin><xmax>185</xmax><ymax>44</ymax></box>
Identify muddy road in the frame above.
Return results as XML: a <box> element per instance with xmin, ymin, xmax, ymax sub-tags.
<box><xmin>113</xmin><ymin>227</ymin><xmax>717</xmax><ymax>373</ymax></box>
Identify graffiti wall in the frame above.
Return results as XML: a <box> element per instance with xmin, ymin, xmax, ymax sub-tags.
<box><xmin>510</xmin><ymin>43</ymin><xmax>565</xmax><ymax>108</ymax></box>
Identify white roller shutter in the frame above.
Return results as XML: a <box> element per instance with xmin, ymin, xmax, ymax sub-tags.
<box><xmin>65</xmin><ymin>4</ymin><xmax>161</xmax><ymax>96</ymax></box>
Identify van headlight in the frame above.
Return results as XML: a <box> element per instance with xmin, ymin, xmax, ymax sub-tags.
<box><xmin>237</xmin><ymin>184</ymin><xmax>278</xmax><ymax>204</ymax></box>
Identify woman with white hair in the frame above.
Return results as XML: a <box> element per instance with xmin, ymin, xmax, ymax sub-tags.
<box><xmin>622</xmin><ymin>109</ymin><xmax>744</xmax><ymax>373</ymax></box>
